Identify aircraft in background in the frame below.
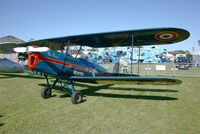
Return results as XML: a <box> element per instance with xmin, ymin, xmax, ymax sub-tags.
<box><xmin>0</xmin><ymin>28</ymin><xmax>190</xmax><ymax>104</ymax></box>
<box><xmin>0</xmin><ymin>58</ymin><xmax>24</xmax><ymax>73</ymax></box>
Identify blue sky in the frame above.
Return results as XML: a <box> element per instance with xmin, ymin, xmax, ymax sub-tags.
<box><xmin>0</xmin><ymin>0</ymin><xmax>200</xmax><ymax>52</ymax></box>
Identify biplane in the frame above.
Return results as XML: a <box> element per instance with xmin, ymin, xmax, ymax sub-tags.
<box><xmin>0</xmin><ymin>28</ymin><xmax>190</xmax><ymax>104</ymax></box>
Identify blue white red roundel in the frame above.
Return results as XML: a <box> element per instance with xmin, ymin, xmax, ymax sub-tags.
<box><xmin>155</xmin><ymin>31</ymin><xmax>178</xmax><ymax>41</ymax></box>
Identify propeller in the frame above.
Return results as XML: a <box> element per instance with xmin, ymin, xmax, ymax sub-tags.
<box><xmin>13</xmin><ymin>46</ymin><xmax>50</xmax><ymax>53</ymax></box>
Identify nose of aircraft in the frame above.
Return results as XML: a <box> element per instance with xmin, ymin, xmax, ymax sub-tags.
<box><xmin>28</xmin><ymin>53</ymin><xmax>41</xmax><ymax>70</ymax></box>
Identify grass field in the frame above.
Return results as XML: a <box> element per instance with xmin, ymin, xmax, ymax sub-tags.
<box><xmin>101</xmin><ymin>63</ymin><xmax>200</xmax><ymax>77</ymax></box>
<box><xmin>0</xmin><ymin>73</ymin><xmax>200</xmax><ymax>134</ymax></box>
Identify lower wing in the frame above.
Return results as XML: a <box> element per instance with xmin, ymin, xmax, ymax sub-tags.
<box><xmin>69</xmin><ymin>76</ymin><xmax>182</xmax><ymax>85</ymax></box>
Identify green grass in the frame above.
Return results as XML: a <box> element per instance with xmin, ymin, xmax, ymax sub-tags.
<box><xmin>101</xmin><ymin>63</ymin><xmax>200</xmax><ymax>77</ymax></box>
<box><xmin>0</xmin><ymin>73</ymin><xmax>200</xmax><ymax>134</ymax></box>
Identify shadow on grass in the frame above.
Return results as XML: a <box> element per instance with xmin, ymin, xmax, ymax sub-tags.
<box><xmin>75</xmin><ymin>83</ymin><xmax>178</xmax><ymax>101</ymax></box>
<box><xmin>0</xmin><ymin>115</ymin><xmax>5</xmax><ymax>127</ymax></box>
<box><xmin>38</xmin><ymin>82</ymin><xmax>178</xmax><ymax>101</ymax></box>
<box><xmin>0</xmin><ymin>73</ymin><xmax>44</xmax><ymax>79</ymax></box>
<box><xmin>0</xmin><ymin>123</ymin><xmax>5</xmax><ymax>127</ymax></box>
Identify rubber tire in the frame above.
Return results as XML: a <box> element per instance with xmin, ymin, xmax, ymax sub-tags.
<box><xmin>71</xmin><ymin>91</ymin><xmax>83</xmax><ymax>104</ymax></box>
<box><xmin>41</xmin><ymin>87</ymin><xmax>52</xmax><ymax>99</ymax></box>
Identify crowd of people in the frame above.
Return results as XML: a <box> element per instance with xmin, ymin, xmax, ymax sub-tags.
<box><xmin>82</xmin><ymin>47</ymin><xmax>170</xmax><ymax>64</ymax></box>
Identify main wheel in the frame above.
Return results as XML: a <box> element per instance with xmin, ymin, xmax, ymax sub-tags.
<box><xmin>71</xmin><ymin>91</ymin><xmax>83</xmax><ymax>104</ymax></box>
<box><xmin>41</xmin><ymin>87</ymin><xmax>52</xmax><ymax>99</ymax></box>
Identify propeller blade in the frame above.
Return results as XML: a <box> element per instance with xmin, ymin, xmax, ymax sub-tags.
<box><xmin>28</xmin><ymin>46</ymin><xmax>50</xmax><ymax>52</ymax></box>
<box><xmin>13</xmin><ymin>47</ymin><xmax>27</xmax><ymax>53</ymax></box>
<box><xmin>13</xmin><ymin>46</ymin><xmax>50</xmax><ymax>53</ymax></box>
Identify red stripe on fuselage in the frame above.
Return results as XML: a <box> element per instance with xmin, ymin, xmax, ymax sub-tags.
<box><xmin>29</xmin><ymin>53</ymin><xmax>88</xmax><ymax>72</ymax></box>
<box><xmin>40</xmin><ymin>56</ymin><xmax>87</xmax><ymax>71</ymax></box>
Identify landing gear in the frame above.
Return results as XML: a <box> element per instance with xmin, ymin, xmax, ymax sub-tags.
<box><xmin>71</xmin><ymin>91</ymin><xmax>83</xmax><ymax>104</ymax></box>
<box><xmin>42</xmin><ymin>74</ymin><xmax>83</xmax><ymax>104</ymax></box>
<box><xmin>41</xmin><ymin>87</ymin><xmax>51</xmax><ymax>98</ymax></box>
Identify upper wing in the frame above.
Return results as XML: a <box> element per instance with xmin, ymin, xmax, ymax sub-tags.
<box><xmin>0</xmin><ymin>28</ymin><xmax>190</xmax><ymax>52</ymax></box>
<box><xmin>19</xmin><ymin>27</ymin><xmax>190</xmax><ymax>48</ymax></box>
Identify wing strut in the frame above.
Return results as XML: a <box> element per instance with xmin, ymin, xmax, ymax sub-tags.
<box><xmin>130</xmin><ymin>34</ymin><xmax>134</xmax><ymax>77</ymax></box>
<box><xmin>73</xmin><ymin>45</ymin><xmax>82</xmax><ymax>62</ymax></box>
<box><xmin>137</xmin><ymin>46</ymin><xmax>141</xmax><ymax>75</ymax></box>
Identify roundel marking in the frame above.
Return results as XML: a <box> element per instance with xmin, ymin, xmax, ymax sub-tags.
<box><xmin>155</xmin><ymin>31</ymin><xmax>179</xmax><ymax>41</ymax></box>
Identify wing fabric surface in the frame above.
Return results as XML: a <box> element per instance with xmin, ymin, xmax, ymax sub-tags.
<box><xmin>19</xmin><ymin>28</ymin><xmax>189</xmax><ymax>49</ymax></box>
<box><xmin>69</xmin><ymin>76</ymin><xmax>182</xmax><ymax>85</ymax></box>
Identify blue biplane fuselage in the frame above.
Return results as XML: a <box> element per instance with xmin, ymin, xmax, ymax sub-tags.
<box><xmin>28</xmin><ymin>50</ymin><xmax>108</xmax><ymax>78</ymax></box>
